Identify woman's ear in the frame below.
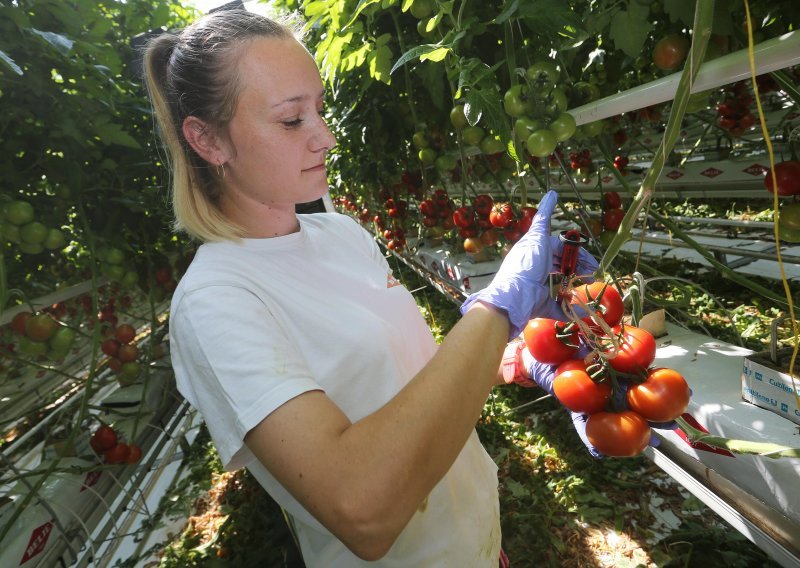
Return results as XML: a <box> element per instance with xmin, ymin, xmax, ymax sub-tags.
<box><xmin>182</xmin><ymin>116</ymin><xmax>231</xmax><ymax>165</ymax></box>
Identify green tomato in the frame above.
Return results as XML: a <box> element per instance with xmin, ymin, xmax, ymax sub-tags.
<box><xmin>105</xmin><ymin>247</ymin><xmax>125</xmax><ymax>265</ymax></box>
<box><xmin>514</xmin><ymin>116</ymin><xmax>542</xmax><ymax>141</ymax></box>
<box><xmin>409</xmin><ymin>0</ymin><xmax>434</xmax><ymax>19</ymax></box>
<box><xmin>43</xmin><ymin>228</ymin><xmax>66</xmax><ymax>250</ymax></box>
<box><xmin>19</xmin><ymin>221</ymin><xmax>48</xmax><ymax>244</ymax></box>
<box><xmin>526</xmin><ymin>60</ymin><xmax>560</xmax><ymax>87</ymax></box>
<box><xmin>526</xmin><ymin>129</ymin><xmax>558</xmax><ymax>158</ymax></box>
<box><xmin>121</xmin><ymin>270</ymin><xmax>140</xmax><ymax>289</ymax></box>
<box><xmin>503</xmin><ymin>85</ymin><xmax>530</xmax><ymax>118</ymax></box>
<box><xmin>418</xmin><ymin>148</ymin><xmax>437</xmax><ymax>165</ymax></box>
<box><xmin>18</xmin><ymin>337</ymin><xmax>48</xmax><ymax>357</ymax></box>
<box><xmin>49</xmin><ymin>327</ymin><xmax>76</xmax><ymax>353</ymax></box>
<box><xmin>450</xmin><ymin>105</ymin><xmax>468</xmax><ymax>130</ymax></box>
<box><xmin>548</xmin><ymin>112</ymin><xmax>577</xmax><ymax>142</ymax></box>
<box><xmin>102</xmin><ymin>262</ymin><xmax>126</xmax><ymax>281</ymax></box>
<box><xmin>19</xmin><ymin>241</ymin><xmax>44</xmax><ymax>255</ymax></box>
<box><xmin>545</xmin><ymin>88</ymin><xmax>568</xmax><ymax>117</ymax></box>
<box><xmin>462</xmin><ymin>126</ymin><xmax>485</xmax><ymax>147</ymax></box>
<box><xmin>412</xmin><ymin>131</ymin><xmax>429</xmax><ymax>149</ymax></box>
<box><xmin>581</xmin><ymin>120</ymin><xmax>605</xmax><ymax>138</ymax></box>
<box><xmin>435</xmin><ymin>154</ymin><xmax>457</xmax><ymax>172</ymax></box>
<box><xmin>480</xmin><ymin>136</ymin><xmax>506</xmax><ymax>155</ymax></box>
<box><xmin>3</xmin><ymin>223</ymin><xmax>21</xmax><ymax>244</ymax></box>
<box><xmin>5</xmin><ymin>200</ymin><xmax>35</xmax><ymax>225</ymax></box>
<box><xmin>779</xmin><ymin>203</ymin><xmax>800</xmax><ymax>232</ymax></box>
<box><xmin>573</xmin><ymin>81</ymin><xmax>601</xmax><ymax>104</ymax></box>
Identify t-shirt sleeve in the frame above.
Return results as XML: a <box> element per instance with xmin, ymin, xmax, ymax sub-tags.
<box><xmin>170</xmin><ymin>284</ymin><xmax>321</xmax><ymax>471</ymax></box>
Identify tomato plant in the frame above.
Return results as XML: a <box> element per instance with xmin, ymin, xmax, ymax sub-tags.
<box><xmin>523</xmin><ymin>318</ymin><xmax>579</xmax><ymax>366</ymax></box>
<box><xmin>627</xmin><ymin>368</ymin><xmax>691</xmax><ymax>422</ymax></box>
<box><xmin>585</xmin><ymin>411</ymin><xmax>651</xmax><ymax>457</ymax></box>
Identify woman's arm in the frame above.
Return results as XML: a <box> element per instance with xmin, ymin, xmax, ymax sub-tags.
<box><xmin>245</xmin><ymin>301</ymin><xmax>508</xmax><ymax>560</ymax></box>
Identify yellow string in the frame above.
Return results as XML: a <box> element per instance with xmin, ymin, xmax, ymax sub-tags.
<box><xmin>744</xmin><ymin>0</ymin><xmax>800</xmax><ymax>411</ymax></box>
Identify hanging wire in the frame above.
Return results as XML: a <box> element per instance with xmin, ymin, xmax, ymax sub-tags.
<box><xmin>743</xmin><ymin>0</ymin><xmax>800</xmax><ymax>413</ymax></box>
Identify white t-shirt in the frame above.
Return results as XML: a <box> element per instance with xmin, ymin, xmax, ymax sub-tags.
<box><xmin>169</xmin><ymin>212</ymin><xmax>501</xmax><ymax>567</ymax></box>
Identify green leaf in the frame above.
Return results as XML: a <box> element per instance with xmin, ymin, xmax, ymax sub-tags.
<box><xmin>95</xmin><ymin>122</ymin><xmax>141</xmax><ymax>149</ymax></box>
<box><xmin>495</xmin><ymin>0</ymin><xmax>519</xmax><ymax>24</ymax></box>
<box><xmin>465</xmin><ymin>86</ymin><xmax>511</xmax><ymax>144</ymax></box>
<box><xmin>390</xmin><ymin>43</ymin><xmax>442</xmax><ymax>74</ymax></box>
<box><xmin>609</xmin><ymin>10</ymin><xmax>652</xmax><ymax>58</ymax></box>
<box><xmin>401</xmin><ymin>0</ymin><xmax>414</xmax><ymax>12</ymax></box>
<box><xmin>517</xmin><ymin>0</ymin><xmax>582</xmax><ymax>35</ymax></box>
<box><xmin>30</xmin><ymin>29</ymin><xmax>74</xmax><ymax>55</ymax></box>
<box><xmin>420</xmin><ymin>46</ymin><xmax>450</xmax><ymax>63</ymax></box>
<box><xmin>343</xmin><ymin>0</ymin><xmax>383</xmax><ymax>29</ymax></box>
<box><xmin>0</xmin><ymin>49</ymin><xmax>22</xmax><ymax>75</ymax></box>
<box><xmin>368</xmin><ymin>44</ymin><xmax>392</xmax><ymax>83</ymax></box>
<box><xmin>663</xmin><ymin>0</ymin><xmax>696</xmax><ymax>25</ymax></box>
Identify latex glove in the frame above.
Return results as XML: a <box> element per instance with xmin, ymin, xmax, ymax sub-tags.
<box><xmin>459</xmin><ymin>190</ymin><xmax>599</xmax><ymax>339</ymax></box>
<box><xmin>521</xmin><ymin>344</ymin><xmax>604</xmax><ymax>459</ymax></box>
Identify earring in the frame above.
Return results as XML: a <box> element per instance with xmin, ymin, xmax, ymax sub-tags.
<box><xmin>215</xmin><ymin>163</ymin><xmax>226</xmax><ymax>179</ymax></box>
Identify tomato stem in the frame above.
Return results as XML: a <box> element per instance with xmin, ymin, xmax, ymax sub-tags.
<box><xmin>674</xmin><ymin>416</ymin><xmax>800</xmax><ymax>459</ymax></box>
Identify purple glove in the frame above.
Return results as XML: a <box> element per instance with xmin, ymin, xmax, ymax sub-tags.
<box><xmin>459</xmin><ymin>190</ymin><xmax>599</xmax><ymax>339</ymax></box>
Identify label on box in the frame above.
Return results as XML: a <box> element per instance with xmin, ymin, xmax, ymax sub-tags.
<box><xmin>741</xmin><ymin>354</ymin><xmax>800</xmax><ymax>426</ymax></box>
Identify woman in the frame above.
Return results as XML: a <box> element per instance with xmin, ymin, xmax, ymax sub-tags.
<box><xmin>143</xmin><ymin>9</ymin><xmax>597</xmax><ymax>566</ymax></box>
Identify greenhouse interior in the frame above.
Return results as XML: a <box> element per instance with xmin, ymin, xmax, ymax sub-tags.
<box><xmin>1</xmin><ymin>0</ymin><xmax>800</xmax><ymax>566</ymax></box>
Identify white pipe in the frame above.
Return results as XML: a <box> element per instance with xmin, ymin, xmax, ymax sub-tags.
<box><xmin>569</xmin><ymin>30</ymin><xmax>800</xmax><ymax>126</ymax></box>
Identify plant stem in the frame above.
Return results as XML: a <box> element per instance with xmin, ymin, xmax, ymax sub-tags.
<box><xmin>675</xmin><ymin>416</ymin><xmax>800</xmax><ymax>458</ymax></box>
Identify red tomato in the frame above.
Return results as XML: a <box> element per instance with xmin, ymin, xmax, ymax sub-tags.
<box><xmin>90</xmin><ymin>425</ymin><xmax>118</xmax><ymax>453</ymax></box>
<box><xmin>104</xmin><ymin>443</ymin><xmax>130</xmax><ymax>464</ymax></box>
<box><xmin>523</xmin><ymin>318</ymin><xmax>579</xmax><ymax>366</ymax></box>
<box><xmin>101</xmin><ymin>338</ymin><xmax>120</xmax><ymax>358</ymax></box>
<box><xmin>652</xmin><ymin>34</ymin><xmax>690</xmax><ymax>71</ymax></box>
<box><xmin>516</xmin><ymin>206</ymin><xmax>537</xmax><ymax>234</ymax></box>
<box><xmin>764</xmin><ymin>161</ymin><xmax>800</xmax><ymax>197</ymax></box>
<box><xmin>419</xmin><ymin>199</ymin><xmax>438</xmax><ymax>217</ymax></box>
<box><xmin>452</xmin><ymin>206</ymin><xmax>476</xmax><ymax>229</ymax></box>
<box><xmin>11</xmin><ymin>312</ymin><xmax>32</xmax><ymax>336</ymax></box>
<box><xmin>606</xmin><ymin>325</ymin><xmax>656</xmax><ymax>376</ymax></box>
<box><xmin>602</xmin><ymin>208</ymin><xmax>625</xmax><ymax>231</ymax></box>
<box><xmin>473</xmin><ymin>194</ymin><xmax>494</xmax><ymax>217</ymax></box>
<box><xmin>603</xmin><ymin>191</ymin><xmax>622</xmax><ymax>210</ymax></box>
<box><xmin>627</xmin><ymin>367</ymin><xmax>691</xmax><ymax>422</ymax></box>
<box><xmin>115</xmin><ymin>323</ymin><xmax>136</xmax><ymax>344</ymax></box>
<box><xmin>479</xmin><ymin>228</ymin><xmax>499</xmax><ymax>247</ymax></box>
<box><xmin>586</xmin><ymin>411</ymin><xmax>651</xmax><ymax>457</ymax></box>
<box><xmin>570</xmin><ymin>282</ymin><xmax>624</xmax><ymax>329</ymax></box>
<box><xmin>489</xmin><ymin>202</ymin><xmax>514</xmax><ymax>228</ymax></box>
<box><xmin>117</xmin><ymin>344</ymin><xmax>139</xmax><ymax>363</ymax></box>
<box><xmin>126</xmin><ymin>444</ymin><xmax>143</xmax><ymax>464</ymax></box>
<box><xmin>553</xmin><ymin>368</ymin><xmax>612</xmax><ymax>414</ymax></box>
<box><xmin>25</xmin><ymin>313</ymin><xmax>58</xmax><ymax>342</ymax></box>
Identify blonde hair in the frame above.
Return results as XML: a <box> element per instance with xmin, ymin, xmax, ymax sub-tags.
<box><xmin>143</xmin><ymin>9</ymin><xmax>305</xmax><ymax>242</ymax></box>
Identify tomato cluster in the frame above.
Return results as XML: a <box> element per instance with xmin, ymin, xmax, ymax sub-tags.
<box><xmin>99</xmin><ymin>309</ymin><xmax>142</xmax><ymax>386</ymax></box>
<box><xmin>716</xmin><ymin>81</ymin><xmax>756</xmax><ymax>137</ymax></box>
<box><xmin>89</xmin><ymin>423</ymin><xmax>142</xmax><ymax>465</ymax></box>
<box><xmin>2</xmin><ymin>199</ymin><xmax>67</xmax><ymax>256</ymax></box>
<box><xmin>523</xmin><ymin>282</ymin><xmax>692</xmax><ymax>457</ymax></box>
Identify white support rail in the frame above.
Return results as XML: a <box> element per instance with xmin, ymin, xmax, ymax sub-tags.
<box><xmin>569</xmin><ymin>31</ymin><xmax>800</xmax><ymax>125</ymax></box>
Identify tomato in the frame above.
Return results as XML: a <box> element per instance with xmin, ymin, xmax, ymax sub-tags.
<box><xmin>126</xmin><ymin>444</ymin><xmax>143</xmax><ymax>464</ymax></box>
<box><xmin>652</xmin><ymin>34</ymin><xmax>690</xmax><ymax>71</ymax></box>
<box><xmin>627</xmin><ymin>367</ymin><xmax>691</xmax><ymax>422</ymax></box>
<box><xmin>526</xmin><ymin>129</ymin><xmax>557</xmax><ymax>159</ymax></box>
<box><xmin>570</xmin><ymin>282</ymin><xmax>624</xmax><ymax>330</ymax></box>
<box><xmin>526</xmin><ymin>60</ymin><xmax>560</xmax><ymax>87</ymax></box>
<box><xmin>463</xmin><ymin>237</ymin><xmax>484</xmax><ymax>254</ymax></box>
<box><xmin>462</xmin><ymin>126</ymin><xmax>485</xmax><ymax>147</ymax></box>
<box><xmin>503</xmin><ymin>85</ymin><xmax>531</xmax><ymax>118</ymax></box>
<box><xmin>602</xmin><ymin>208</ymin><xmax>625</xmax><ymax>231</ymax></box>
<box><xmin>516</xmin><ymin>206</ymin><xmax>537</xmax><ymax>234</ymax></box>
<box><xmin>779</xmin><ymin>203</ymin><xmax>800</xmax><ymax>231</ymax></box>
<box><xmin>452</xmin><ymin>206</ymin><xmax>476</xmax><ymax>229</ymax></box>
<box><xmin>603</xmin><ymin>191</ymin><xmax>622</xmax><ymax>210</ymax></box>
<box><xmin>19</xmin><ymin>222</ymin><xmax>48</xmax><ymax>244</ymax></box>
<box><xmin>553</xmin><ymin>368</ymin><xmax>612</xmax><ymax>414</ymax></box>
<box><xmin>548</xmin><ymin>112</ymin><xmax>576</xmax><ymax>142</ymax></box>
<box><xmin>49</xmin><ymin>327</ymin><xmax>76</xmax><ymax>352</ymax></box>
<box><xmin>101</xmin><ymin>338</ymin><xmax>120</xmax><ymax>357</ymax></box>
<box><xmin>25</xmin><ymin>313</ymin><xmax>58</xmax><ymax>342</ymax></box>
<box><xmin>418</xmin><ymin>148</ymin><xmax>437</xmax><ymax>165</ymax></box>
<box><xmin>606</xmin><ymin>325</ymin><xmax>656</xmax><ymax>376</ymax></box>
<box><xmin>514</xmin><ymin>116</ymin><xmax>541</xmax><ymax>140</ymax></box>
<box><xmin>4</xmin><ymin>200</ymin><xmax>35</xmax><ymax>225</ymax></box>
<box><xmin>523</xmin><ymin>318</ymin><xmax>579</xmax><ymax>366</ymax></box>
<box><xmin>479</xmin><ymin>228</ymin><xmax>499</xmax><ymax>247</ymax></box>
<box><xmin>117</xmin><ymin>343</ymin><xmax>139</xmax><ymax>363</ymax></box>
<box><xmin>472</xmin><ymin>194</ymin><xmax>493</xmax><ymax>217</ymax></box>
<box><xmin>119</xmin><ymin>361</ymin><xmax>141</xmax><ymax>384</ymax></box>
<box><xmin>90</xmin><ymin>425</ymin><xmax>118</xmax><ymax>453</ymax></box>
<box><xmin>409</xmin><ymin>0</ymin><xmax>434</xmax><ymax>19</ymax></box>
<box><xmin>104</xmin><ymin>443</ymin><xmax>130</xmax><ymax>464</ymax></box>
<box><xmin>489</xmin><ymin>202</ymin><xmax>514</xmax><ymax>229</ymax></box>
<box><xmin>11</xmin><ymin>311</ymin><xmax>32</xmax><ymax>336</ymax></box>
<box><xmin>480</xmin><ymin>136</ymin><xmax>506</xmax><ymax>155</ymax></box>
<box><xmin>585</xmin><ymin>411</ymin><xmax>651</xmax><ymax>457</ymax></box>
<box><xmin>115</xmin><ymin>323</ymin><xmax>136</xmax><ymax>344</ymax></box>
<box><xmin>450</xmin><ymin>105</ymin><xmax>468</xmax><ymax>130</ymax></box>
<box><xmin>584</xmin><ymin>218</ymin><xmax>602</xmax><ymax>237</ymax></box>
<box><xmin>419</xmin><ymin>199</ymin><xmax>438</xmax><ymax>218</ymax></box>
<box><xmin>764</xmin><ymin>161</ymin><xmax>800</xmax><ymax>197</ymax></box>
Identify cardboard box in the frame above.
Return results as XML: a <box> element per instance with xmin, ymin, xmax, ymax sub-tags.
<box><xmin>741</xmin><ymin>349</ymin><xmax>800</xmax><ymax>426</ymax></box>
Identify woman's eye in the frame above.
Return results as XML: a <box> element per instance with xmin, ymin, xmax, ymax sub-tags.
<box><xmin>283</xmin><ymin>118</ymin><xmax>303</xmax><ymax>128</ymax></box>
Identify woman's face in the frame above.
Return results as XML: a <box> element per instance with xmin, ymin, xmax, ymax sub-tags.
<box><xmin>218</xmin><ymin>37</ymin><xmax>336</xmax><ymax>231</ymax></box>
